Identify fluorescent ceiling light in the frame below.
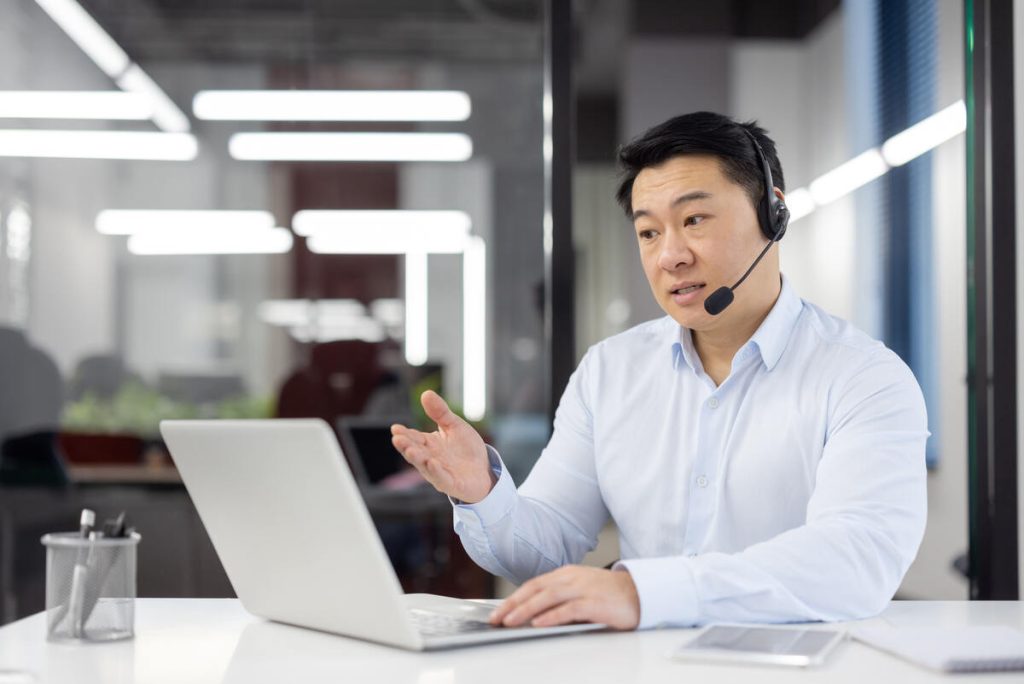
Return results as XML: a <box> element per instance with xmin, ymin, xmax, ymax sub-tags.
<box><xmin>881</xmin><ymin>100</ymin><xmax>967</xmax><ymax>167</ymax></box>
<box><xmin>306</xmin><ymin>224</ymin><xmax>470</xmax><ymax>255</ymax></box>
<box><xmin>405</xmin><ymin>252</ymin><xmax>428</xmax><ymax>366</ymax></box>
<box><xmin>33</xmin><ymin>0</ymin><xmax>190</xmax><ymax>133</ymax></box>
<box><xmin>779</xmin><ymin>100</ymin><xmax>966</xmax><ymax>225</ymax></box>
<box><xmin>288</xmin><ymin>320</ymin><xmax>386</xmax><ymax>344</ymax></box>
<box><xmin>229</xmin><ymin>132</ymin><xmax>473</xmax><ymax>162</ymax></box>
<box><xmin>258</xmin><ymin>299</ymin><xmax>402</xmax><ymax>346</ymax></box>
<box><xmin>259</xmin><ymin>299</ymin><xmax>393</xmax><ymax>345</ymax></box>
<box><xmin>33</xmin><ymin>0</ymin><xmax>130</xmax><ymax>79</ymax></box>
<box><xmin>0</xmin><ymin>130</ymin><xmax>197</xmax><ymax>160</ymax></box>
<box><xmin>96</xmin><ymin>210</ymin><xmax>274</xmax><ymax>235</ymax></box>
<box><xmin>293</xmin><ymin>210</ymin><xmax>471</xmax><ymax>237</ymax></box>
<box><xmin>193</xmin><ymin>90</ymin><xmax>471</xmax><ymax>122</ymax></box>
<box><xmin>127</xmin><ymin>227</ymin><xmax>293</xmax><ymax>255</ymax></box>
<box><xmin>115</xmin><ymin>64</ymin><xmax>191</xmax><ymax>133</ymax></box>
<box><xmin>808</xmin><ymin>149</ymin><xmax>888</xmax><ymax>207</ymax></box>
<box><xmin>258</xmin><ymin>299</ymin><xmax>366</xmax><ymax>327</ymax></box>
<box><xmin>463</xmin><ymin>236</ymin><xmax>487</xmax><ymax>421</ymax></box>
<box><xmin>0</xmin><ymin>91</ymin><xmax>154</xmax><ymax>120</ymax></box>
<box><xmin>370</xmin><ymin>299</ymin><xmax>404</xmax><ymax>327</ymax></box>
<box><xmin>784</xmin><ymin>188</ymin><xmax>815</xmax><ymax>223</ymax></box>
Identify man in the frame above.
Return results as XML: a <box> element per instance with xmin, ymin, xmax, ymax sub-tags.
<box><xmin>391</xmin><ymin>111</ymin><xmax>928</xmax><ymax>631</ymax></box>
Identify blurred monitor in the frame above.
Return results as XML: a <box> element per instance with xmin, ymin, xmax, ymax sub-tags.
<box><xmin>337</xmin><ymin>417</ymin><xmax>410</xmax><ymax>487</ymax></box>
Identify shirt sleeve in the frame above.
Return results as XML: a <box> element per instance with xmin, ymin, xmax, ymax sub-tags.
<box><xmin>452</xmin><ymin>349</ymin><xmax>610</xmax><ymax>585</ymax></box>
<box><xmin>617</xmin><ymin>349</ymin><xmax>929</xmax><ymax>629</ymax></box>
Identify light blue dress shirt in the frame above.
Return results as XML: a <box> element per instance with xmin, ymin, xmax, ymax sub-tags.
<box><xmin>453</xmin><ymin>275</ymin><xmax>928</xmax><ymax>628</ymax></box>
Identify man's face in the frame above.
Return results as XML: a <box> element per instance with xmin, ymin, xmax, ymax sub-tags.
<box><xmin>630</xmin><ymin>154</ymin><xmax>770</xmax><ymax>331</ymax></box>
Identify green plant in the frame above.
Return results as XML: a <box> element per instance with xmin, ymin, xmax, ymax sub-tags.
<box><xmin>62</xmin><ymin>381</ymin><xmax>274</xmax><ymax>438</ymax></box>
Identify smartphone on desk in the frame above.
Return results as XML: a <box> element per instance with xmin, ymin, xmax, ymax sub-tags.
<box><xmin>672</xmin><ymin>624</ymin><xmax>846</xmax><ymax>668</ymax></box>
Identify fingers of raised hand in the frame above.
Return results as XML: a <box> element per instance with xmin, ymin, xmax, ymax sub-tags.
<box><xmin>420</xmin><ymin>390</ymin><xmax>463</xmax><ymax>430</ymax></box>
<box><xmin>391</xmin><ymin>425</ymin><xmax>431</xmax><ymax>454</ymax></box>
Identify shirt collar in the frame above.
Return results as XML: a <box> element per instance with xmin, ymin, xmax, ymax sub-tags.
<box><xmin>747</xmin><ymin>274</ymin><xmax>803</xmax><ymax>371</ymax></box>
<box><xmin>668</xmin><ymin>274</ymin><xmax>803</xmax><ymax>373</ymax></box>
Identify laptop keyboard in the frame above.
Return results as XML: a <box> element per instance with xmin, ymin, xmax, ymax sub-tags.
<box><xmin>409</xmin><ymin>610</ymin><xmax>498</xmax><ymax>637</ymax></box>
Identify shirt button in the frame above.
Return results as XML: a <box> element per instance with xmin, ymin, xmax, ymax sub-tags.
<box><xmin>697</xmin><ymin>475</ymin><xmax>708</xmax><ymax>488</ymax></box>
<box><xmin>708</xmin><ymin>397</ymin><xmax>719</xmax><ymax>409</ymax></box>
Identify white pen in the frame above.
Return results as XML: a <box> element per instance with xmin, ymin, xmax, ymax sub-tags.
<box><xmin>79</xmin><ymin>510</ymin><xmax>95</xmax><ymax>539</ymax></box>
<box><xmin>66</xmin><ymin>509</ymin><xmax>95</xmax><ymax>638</ymax></box>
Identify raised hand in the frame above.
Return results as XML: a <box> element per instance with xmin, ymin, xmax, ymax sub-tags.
<box><xmin>390</xmin><ymin>390</ymin><xmax>495</xmax><ymax>503</ymax></box>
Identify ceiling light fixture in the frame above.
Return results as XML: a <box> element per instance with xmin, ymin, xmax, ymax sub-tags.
<box><xmin>229</xmin><ymin>132</ymin><xmax>473</xmax><ymax>162</ymax></box>
<box><xmin>193</xmin><ymin>90</ymin><xmax>471</xmax><ymax>122</ymax></box>
<box><xmin>127</xmin><ymin>226</ymin><xmax>293</xmax><ymax>255</ymax></box>
<box><xmin>0</xmin><ymin>130</ymin><xmax>197</xmax><ymax>160</ymax></box>
<box><xmin>96</xmin><ymin>209</ymin><xmax>274</xmax><ymax>235</ymax></box>
<box><xmin>0</xmin><ymin>91</ymin><xmax>153</xmax><ymax>120</ymax></box>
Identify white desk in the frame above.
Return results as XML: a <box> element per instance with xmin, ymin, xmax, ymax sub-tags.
<box><xmin>0</xmin><ymin>600</ymin><xmax>1021</xmax><ymax>683</ymax></box>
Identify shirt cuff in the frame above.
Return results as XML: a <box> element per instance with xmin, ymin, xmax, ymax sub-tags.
<box><xmin>450</xmin><ymin>445</ymin><xmax>517</xmax><ymax>527</ymax></box>
<box><xmin>615</xmin><ymin>556</ymin><xmax>700</xmax><ymax>629</ymax></box>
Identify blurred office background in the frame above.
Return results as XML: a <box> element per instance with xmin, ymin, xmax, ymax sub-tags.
<box><xmin>0</xmin><ymin>0</ymin><xmax>1021</xmax><ymax>622</ymax></box>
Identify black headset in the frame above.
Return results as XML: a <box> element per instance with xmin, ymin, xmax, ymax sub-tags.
<box><xmin>743</xmin><ymin>128</ymin><xmax>790</xmax><ymax>243</ymax></box>
<box><xmin>702</xmin><ymin>128</ymin><xmax>791</xmax><ymax>315</ymax></box>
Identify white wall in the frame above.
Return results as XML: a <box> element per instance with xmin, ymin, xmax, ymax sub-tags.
<box><xmin>732</xmin><ymin>11</ymin><xmax>857</xmax><ymax>323</ymax></box>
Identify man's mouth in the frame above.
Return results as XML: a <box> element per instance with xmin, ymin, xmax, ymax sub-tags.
<box><xmin>671</xmin><ymin>284</ymin><xmax>705</xmax><ymax>295</ymax></box>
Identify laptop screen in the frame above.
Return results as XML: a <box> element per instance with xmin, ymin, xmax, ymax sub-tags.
<box><xmin>338</xmin><ymin>420</ymin><xmax>410</xmax><ymax>486</ymax></box>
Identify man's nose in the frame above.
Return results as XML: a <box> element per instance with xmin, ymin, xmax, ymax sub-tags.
<box><xmin>657</xmin><ymin>231</ymin><xmax>694</xmax><ymax>271</ymax></box>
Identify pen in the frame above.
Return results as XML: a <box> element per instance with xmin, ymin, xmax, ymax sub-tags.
<box><xmin>65</xmin><ymin>509</ymin><xmax>95</xmax><ymax>638</ymax></box>
<box><xmin>81</xmin><ymin>512</ymin><xmax>131</xmax><ymax>631</ymax></box>
<box><xmin>79</xmin><ymin>510</ymin><xmax>95</xmax><ymax>539</ymax></box>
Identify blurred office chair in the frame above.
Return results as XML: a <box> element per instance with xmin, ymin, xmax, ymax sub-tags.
<box><xmin>158</xmin><ymin>372</ymin><xmax>246</xmax><ymax>405</ymax></box>
<box><xmin>67</xmin><ymin>354</ymin><xmax>143</xmax><ymax>402</ymax></box>
<box><xmin>277</xmin><ymin>340</ymin><xmax>386</xmax><ymax>424</ymax></box>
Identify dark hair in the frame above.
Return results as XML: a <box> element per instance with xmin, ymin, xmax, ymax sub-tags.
<box><xmin>614</xmin><ymin>111</ymin><xmax>785</xmax><ymax>217</ymax></box>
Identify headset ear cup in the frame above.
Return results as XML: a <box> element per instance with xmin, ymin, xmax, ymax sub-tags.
<box><xmin>773</xmin><ymin>202</ymin><xmax>790</xmax><ymax>241</ymax></box>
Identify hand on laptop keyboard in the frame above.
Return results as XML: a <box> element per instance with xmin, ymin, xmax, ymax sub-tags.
<box><xmin>490</xmin><ymin>565</ymin><xmax>641</xmax><ymax>631</ymax></box>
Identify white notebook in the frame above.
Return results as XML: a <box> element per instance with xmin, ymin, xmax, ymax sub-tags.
<box><xmin>852</xmin><ymin>625</ymin><xmax>1024</xmax><ymax>673</ymax></box>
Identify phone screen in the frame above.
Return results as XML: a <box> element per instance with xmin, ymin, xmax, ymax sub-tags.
<box><xmin>685</xmin><ymin>626</ymin><xmax>840</xmax><ymax>657</ymax></box>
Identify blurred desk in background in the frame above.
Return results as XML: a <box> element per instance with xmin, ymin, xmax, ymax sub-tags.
<box><xmin>0</xmin><ymin>479</ymin><xmax>490</xmax><ymax>626</ymax></box>
<box><xmin>65</xmin><ymin>465</ymin><xmax>182</xmax><ymax>485</ymax></box>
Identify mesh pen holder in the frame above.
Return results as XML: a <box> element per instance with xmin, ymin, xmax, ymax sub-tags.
<box><xmin>41</xmin><ymin>532</ymin><xmax>141</xmax><ymax>642</ymax></box>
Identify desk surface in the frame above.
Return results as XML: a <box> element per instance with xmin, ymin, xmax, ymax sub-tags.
<box><xmin>0</xmin><ymin>600</ymin><xmax>1021</xmax><ymax>683</ymax></box>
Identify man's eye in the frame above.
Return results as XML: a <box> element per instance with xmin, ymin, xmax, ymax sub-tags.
<box><xmin>685</xmin><ymin>215</ymin><xmax>705</xmax><ymax>227</ymax></box>
<box><xmin>638</xmin><ymin>229</ymin><xmax>657</xmax><ymax>240</ymax></box>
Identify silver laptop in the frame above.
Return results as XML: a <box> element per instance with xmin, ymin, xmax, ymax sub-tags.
<box><xmin>160</xmin><ymin>419</ymin><xmax>604</xmax><ymax>650</ymax></box>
